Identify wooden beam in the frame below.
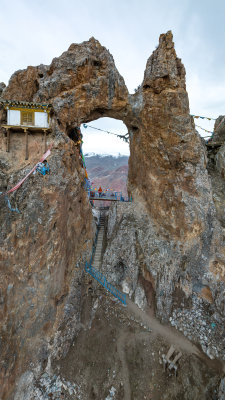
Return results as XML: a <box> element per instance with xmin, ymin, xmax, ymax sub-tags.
<box><xmin>6</xmin><ymin>128</ymin><xmax>10</xmax><ymax>152</ymax></box>
<box><xmin>168</xmin><ymin>352</ymin><xmax>182</xmax><ymax>370</ymax></box>
<box><xmin>24</xmin><ymin>128</ymin><xmax>29</xmax><ymax>160</ymax></box>
<box><xmin>44</xmin><ymin>129</ymin><xmax>47</xmax><ymax>152</ymax></box>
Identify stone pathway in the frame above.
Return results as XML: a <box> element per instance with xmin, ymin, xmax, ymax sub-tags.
<box><xmin>126</xmin><ymin>297</ymin><xmax>200</xmax><ymax>356</ymax></box>
<box><xmin>92</xmin><ymin>212</ymin><xmax>106</xmax><ymax>269</ymax></box>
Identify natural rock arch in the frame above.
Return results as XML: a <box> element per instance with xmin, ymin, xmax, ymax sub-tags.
<box><xmin>1</xmin><ymin>31</ymin><xmax>213</xmax><ymax>239</ymax></box>
<box><xmin>0</xmin><ymin>31</ymin><xmax>224</xmax><ymax>399</ymax></box>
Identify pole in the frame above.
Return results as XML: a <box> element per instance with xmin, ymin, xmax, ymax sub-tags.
<box><xmin>6</xmin><ymin>128</ymin><xmax>10</xmax><ymax>152</ymax></box>
<box><xmin>44</xmin><ymin>129</ymin><xmax>47</xmax><ymax>152</ymax></box>
<box><xmin>24</xmin><ymin>128</ymin><xmax>28</xmax><ymax>160</ymax></box>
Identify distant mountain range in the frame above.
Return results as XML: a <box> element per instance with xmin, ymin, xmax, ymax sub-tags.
<box><xmin>84</xmin><ymin>153</ymin><xmax>129</xmax><ymax>194</ymax></box>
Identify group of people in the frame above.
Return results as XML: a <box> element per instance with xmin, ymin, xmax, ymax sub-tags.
<box><xmin>90</xmin><ymin>187</ymin><xmax>124</xmax><ymax>201</ymax></box>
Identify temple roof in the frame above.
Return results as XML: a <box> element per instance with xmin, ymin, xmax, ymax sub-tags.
<box><xmin>0</xmin><ymin>99</ymin><xmax>52</xmax><ymax>110</ymax></box>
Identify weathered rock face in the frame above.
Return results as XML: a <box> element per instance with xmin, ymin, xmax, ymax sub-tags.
<box><xmin>0</xmin><ymin>36</ymin><xmax>130</xmax><ymax>399</ymax></box>
<box><xmin>3</xmin><ymin>37</ymin><xmax>129</xmax><ymax>130</ymax></box>
<box><xmin>128</xmin><ymin>31</ymin><xmax>212</xmax><ymax>240</ymax></box>
<box><xmin>208</xmin><ymin>140</ymin><xmax>225</xmax><ymax>227</ymax></box>
<box><xmin>102</xmin><ymin>203</ymin><xmax>225</xmax><ymax>361</ymax></box>
<box><xmin>0</xmin><ymin>31</ymin><xmax>225</xmax><ymax>398</ymax></box>
<box><xmin>212</xmin><ymin>115</ymin><xmax>225</xmax><ymax>143</ymax></box>
<box><xmin>0</xmin><ymin>82</ymin><xmax>6</xmax><ymax>96</ymax></box>
<box><xmin>0</xmin><ymin>138</ymin><xmax>93</xmax><ymax>398</ymax></box>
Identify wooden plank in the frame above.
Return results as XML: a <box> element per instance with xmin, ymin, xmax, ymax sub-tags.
<box><xmin>24</xmin><ymin>129</ymin><xmax>28</xmax><ymax>160</ymax></box>
<box><xmin>165</xmin><ymin>345</ymin><xmax>175</xmax><ymax>361</ymax></box>
<box><xmin>171</xmin><ymin>351</ymin><xmax>182</xmax><ymax>365</ymax></box>
<box><xmin>44</xmin><ymin>129</ymin><xmax>47</xmax><ymax>152</ymax></box>
<box><xmin>2</xmin><ymin>124</ymin><xmax>51</xmax><ymax>133</ymax></box>
<box><xmin>168</xmin><ymin>352</ymin><xmax>182</xmax><ymax>371</ymax></box>
<box><xmin>6</xmin><ymin>128</ymin><xmax>10</xmax><ymax>152</ymax></box>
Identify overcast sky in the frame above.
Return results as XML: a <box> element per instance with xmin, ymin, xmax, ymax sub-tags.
<box><xmin>1</xmin><ymin>0</ymin><xmax>224</xmax><ymax>155</ymax></box>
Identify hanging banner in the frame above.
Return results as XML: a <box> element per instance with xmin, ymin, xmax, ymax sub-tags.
<box><xmin>1</xmin><ymin>146</ymin><xmax>52</xmax><ymax>196</ymax></box>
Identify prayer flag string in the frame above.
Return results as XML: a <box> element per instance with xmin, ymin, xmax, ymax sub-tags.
<box><xmin>83</xmin><ymin>124</ymin><xmax>129</xmax><ymax>142</ymax></box>
<box><xmin>191</xmin><ymin>115</ymin><xmax>216</xmax><ymax>121</ymax></box>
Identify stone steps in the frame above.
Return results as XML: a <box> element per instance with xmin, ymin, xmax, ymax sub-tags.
<box><xmin>92</xmin><ymin>212</ymin><xmax>107</xmax><ymax>268</ymax></box>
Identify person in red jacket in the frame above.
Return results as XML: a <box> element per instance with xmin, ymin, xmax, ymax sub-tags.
<box><xmin>98</xmin><ymin>186</ymin><xmax>103</xmax><ymax>197</ymax></box>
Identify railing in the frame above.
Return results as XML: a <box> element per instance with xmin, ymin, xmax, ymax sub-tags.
<box><xmin>85</xmin><ymin>262</ymin><xmax>126</xmax><ymax>305</ymax></box>
<box><xmin>88</xmin><ymin>190</ymin><xmax>131</xmax><ymax>202</ymax></box>
<box><xmin>90</xmin><ymin>224</ymin><xmax>100</xmax><ymax>265</ymax></box>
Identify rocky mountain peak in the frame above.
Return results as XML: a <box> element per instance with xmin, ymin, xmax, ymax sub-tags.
<box><xmin>143</xmin><ymin>30</ymin><xmax>186</xmax><ymax>93</ymax></box>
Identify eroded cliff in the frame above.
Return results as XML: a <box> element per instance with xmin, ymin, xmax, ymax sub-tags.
<box><xmin>0</xmin><ymin>31</ymin><xmax>224</xmax><ymax>399</ymax></box>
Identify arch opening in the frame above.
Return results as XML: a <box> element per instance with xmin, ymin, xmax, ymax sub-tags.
<box><xmin>80</xmin><ymin>117</ymin><xmax>130</xmax><ymax>201</ymax></box>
